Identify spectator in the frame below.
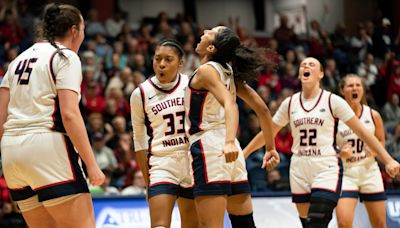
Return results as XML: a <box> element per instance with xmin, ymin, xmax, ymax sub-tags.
<box><xmin>357</xmin><ymin>53</ymin><xmax>378</xmax><ymax>88</ymax></box>
<box><xmin>105</xmin><ymin>11</ymin><xmax>125</xmax><ymax>39</ymax></box>
<box><xmin>105</xmin><ymin>87</ymin><xmax>130</xmax><ymax>119</ymax></box>
<box><xmin>113</xmin><ymin>132</ymin><xmax>137</xmax><ymax>188</ymax></box>
<box><xmin>85</xmin><ymin>8</ymin><xmax>106</xmax><ymax>38</ymax></box>
<box><xmin>322</xmin><ymin>58</ymin><xmax>340</xmax><ymax>93</ymax></box>
<box><xmin>266</xmin><ymin>169</ymin><xmax>289</xmax><ymax>191</ymax></box>
<box><xmin>382</xmin><ymin>93</ymin><xmax>400</xmax><ymax>132</ymax></box>
<box><xmin>387</xmin><ymin>60</ymin><xmax>400</xmax><ymax>100</ymax></box>
<box><xmin>273</xmin><ymin>14</ymin><xmax>297</xmax><ymax>54</ymax></box>
<box><xmin>350</xmin><ymin>23</ymin><xmax>372</xmax><ymax>64</ymax></box>
<box><xmin>0</xmin><ymin>9</ymin><xmax>25</xmax><ymax>47</ymax></box>
<box><xmin>386</xmin><ymin>124</ymin><xmax>400</xmax><ymax>161</ymax></box>
<box><xmin>90</xmin><ymin>169</ymin><xmax>120</xmax><ymax>196</ymax></box>
<box><xmin>330</xmin><ymin>23</ymin><xmax>350</xmax><ymax>73</ymax></box>
<box><xmin>106</xmin><ymin>67</ymin><xmax>135</xmax><ymax>100</ymax></box>
<box><xmin>92</xmin><ymin>132</ymin><xmax>118</xmax><ymax>171</ymax></box>
<box><xmin>105</xmin><ymin>41</ymin><xmax>128</xmax><ymax>71</ymax></box>
<box><xmin>86</xmin><ymin>112</ymin><xmax>112</xmax><ymax>142</ymax></box>
<box><xmin>181</xmin><ymin>40</ymin><xmax>200</xmax><ymax>75</ymax></box>
<box><xmin>106</xmin><ymin>115</ymin><xmax>128</xmax><ymax>149</ymax></box>
<box><xmin>121</xmin><ymin>170</ymin><xmax>146</xmax><ymax>195</ymax></box>
<box><xmin>279</xmin><ymin>63</ymin><xmax>299</xmax><ymax>91</ymax></box>
<box><xmin>0</xmin><ymin>201</ymin><xmax>26</xmax><ymax>228</ymax></box>
<box><xmin>82</xmin><ymin>81</ymin><xmax>106</xmax><ymax>116</ymax></box>
<box><xmin>257</xmin><ymin>85</ymin><xmax>272</xmax><ymax>104</ymax></box>
<box><xmin>372</xmin><ymin>17</ymin><xmax>392</xmax><ymax>59</ymax></box>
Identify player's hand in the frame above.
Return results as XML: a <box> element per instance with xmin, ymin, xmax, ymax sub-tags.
<box><xmin>262</xmin><ymin>149</ymin><xmax>280</xmax><ymax>171</ymax></box>
<box><xmin>339</xmin><ymin>142</ymin><xmax>352</xmax><ymax>159</ymax></box>
<box><xmin>219</xmin><ymin>142</ymin><xmax>239</xmax><ymax>163</ymax></box>
<box><xmin>385</xmin><ymin>159</ymin><xmax>400</xmax><ymax>178</ymax></box>
<box><xmin>87</xmin><ymin>165</ymin><xmax>105</xmax><ymax>186</ymax></box>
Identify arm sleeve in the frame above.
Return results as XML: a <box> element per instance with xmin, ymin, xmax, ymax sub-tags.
<box><xmin>130</xmin><ymin>87</ymin><xmax>148</xmax><ymax>151</ymax></box>
<box><xmin>54</xmin><ymin>51</ymin><xmax>82</xmax><ymax>95</ymax></box>
<box><xmin>272</xmin><ymin>97</ymin><xmax>290</xmax><ymax>127</ymax></box>
<box><xmin>330</xmin><ymin>94</ymin><xmax>355</xmax><ymax>121</ymax></box>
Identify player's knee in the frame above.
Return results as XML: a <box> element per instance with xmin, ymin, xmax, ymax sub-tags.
<box><xmin>229</xmin><ymin>213</ymin><xmax>256</xmax><ymax>228</ymax></box>
<box><xmin>370</xmin><ymin>216</ymin><xmax>386</xmax><ymax>228</ymax></box>
<box><xmin>336</xmin><ymin>214</ymin><xmax>353</xmax><ymax>228</ymax></box>
<box><xmin>337</xmin><ymin>218</ymin><xmax>352</xmax><ymax>228</ymax></box>
<box><xmin>305</xmin><ymin>197</ymin><xmax>337</xmax><ymax>228</ymax></box>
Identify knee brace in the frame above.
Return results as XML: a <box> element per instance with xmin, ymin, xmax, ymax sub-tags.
<box><xmin>299</xmin><ymin>217</ymin><xmax>307</xmax><ymax>227</ymax></box>
<box><xmin>229</xmin><ymin>213</ymin><xmax>256</xmax><ymax>228</ymax></box>
<box><xmin>305</xmin><ymin>197</ymin><xmax>337</xmax><ymax>228</ymax></box>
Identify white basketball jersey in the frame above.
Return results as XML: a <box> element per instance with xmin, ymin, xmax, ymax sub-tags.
<box><xmin>288</xmin><ymin>90</ymin><xmax>338</xmax><ymax>156</ymax></box>
<box><xmin>0</xmin><ymin>42</ymin><xmax>82</xmax><ymax>135</ymax></box>
<box><xmin>184</xmin><ymin>61</ymin><xmax>235</xmax><ymax>138</ymax></box>
<box><xmin>138</xmin><ymin>74</ymin><xmax>189</xmax><ymax>154</ymax></box>
<box><xmin>337</xmin><ymin>105</ymin><xmax>375</xmax><ymax>166</ymax></box>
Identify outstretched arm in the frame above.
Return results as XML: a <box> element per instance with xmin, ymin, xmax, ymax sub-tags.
<box><xmin>237</xmin><ymin>82</ymin><xmax>275</xmax><ymax>151</ymax></box>
<box><xmin>345</xmin><ymin>116</ymin><xmax>399</xmax><ymax>177</ymax></box>
<box><xmin>236</xmin><ymin>82</ymin><xmax>279</xmax><ymax>170</ymax></box>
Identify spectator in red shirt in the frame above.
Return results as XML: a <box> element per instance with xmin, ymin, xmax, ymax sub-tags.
<box><xmin>83</xmin><ymin>82</ymin><xmax>106</xmax><ymax>116</ymax></box>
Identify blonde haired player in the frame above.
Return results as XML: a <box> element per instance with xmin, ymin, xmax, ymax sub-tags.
<box><xmin>243</xmin><ymin>57</ymin><xmax>399</xmax><ymax>228</ymax></box>
<box><xmin>336</xmin><ymin>74</ymin><xmax>389</xmax><ymax>228</ymax></box>
<box><xmin>0</xmin><ymin>3</ymin><xmax>104</xmax><ymax>228</ymax></box>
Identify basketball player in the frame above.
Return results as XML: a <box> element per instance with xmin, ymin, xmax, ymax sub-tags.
<box><xmin>336</xmin><ymin>74</ymin><xmax>388</xmax><ymax>228</ymax></box>
<box><xmin>185</xmin><ymin>26</ymin><xmax>279</xmax><ymax>228</ymax></box>
<box><xmin>0</xmin><ymin>3</ymin><xmax>104</xmax><ymax>228</ymax></box>
<box><xmin>243</xmin><ymin>57</ymin><xmax>399</xmax><ymax>228</ymax></box>
<box><xmin>130</xmin><ymin>39</ymin><xmax>198</xmax><ymax>228</ymax></box>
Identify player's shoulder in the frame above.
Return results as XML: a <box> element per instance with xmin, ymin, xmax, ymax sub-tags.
<box><xmin>367</xmin><ymin>105</ymin><xmax>382</xmax><ymax>119</ymax></box>
<box><xmin>179</xmin><ymin>73</ymin><xmax>190</xmax><ymax>84</ymax></box>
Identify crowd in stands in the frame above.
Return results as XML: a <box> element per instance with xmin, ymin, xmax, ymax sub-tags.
<box><xmin>0</xmin><ymin>1</ymin><xmax>400</xmax><ymax>220</ymax></box>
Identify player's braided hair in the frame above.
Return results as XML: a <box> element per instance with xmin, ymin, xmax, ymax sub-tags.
<box><xmin>39</xmin><ymin>3</ymin><xmax>82</xmax><ymax>58</ymax></box>
<box><xmin>211</xmin><ymin>27</ymin><xmax>276</xmax><ymax>82</ymax></box>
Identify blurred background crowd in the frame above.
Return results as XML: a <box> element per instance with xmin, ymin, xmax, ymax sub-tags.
<box><xmin>0</xmin><ymin>0</ymin><xmax>400</xmax><ymax>226</ymax></box>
